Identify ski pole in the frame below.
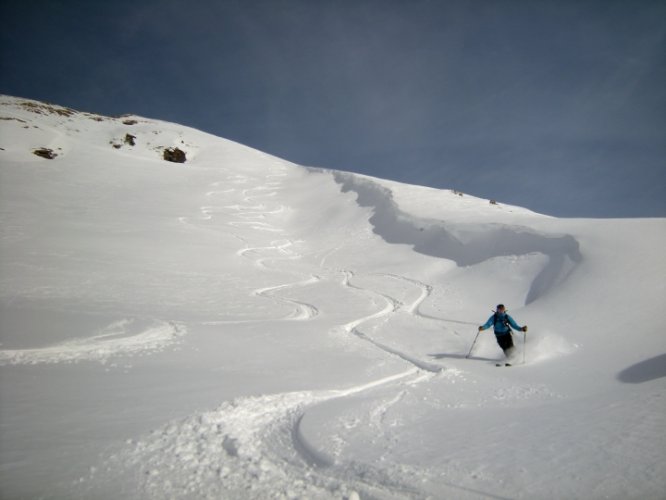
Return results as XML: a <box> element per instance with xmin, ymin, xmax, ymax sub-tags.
<box><xmin>522</xmin><ymin>331</ymin><xmax>526</xmax><ymax>364</ymax></box>
<box><xmin>466</xmin><ymin>329</ymin><xmax>481</xmax><ymax>358</ymax></box>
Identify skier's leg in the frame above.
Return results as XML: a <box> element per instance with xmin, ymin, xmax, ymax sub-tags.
<box><xmin>497</xmin><ymin>334</ymin><xmax>515</xmax><ymax>360</ymax></box>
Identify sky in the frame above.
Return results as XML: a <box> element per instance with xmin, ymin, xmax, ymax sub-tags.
<box><xmin>1</xmin><ymin>0</ymin><xmax>664</xmax><ymax>218</ymax></box>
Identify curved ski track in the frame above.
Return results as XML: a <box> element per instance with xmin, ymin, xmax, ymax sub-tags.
<box><xmin>99</xmin><ymin>165</ymin><xmax>456</xmax><ymax>499</ymax></box>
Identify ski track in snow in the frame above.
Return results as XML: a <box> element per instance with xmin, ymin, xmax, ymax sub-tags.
<box><xmin>196</xmin><ymin>169</ymin><xmax>321</xmax><ymax>323</ymax></box>
<box><xmin>93</xmin><ymin>368</ymin><xmax>441</xmax><ymax>500</ymax></box>
<box><xmin>85</xmin><ymin>167</ymin><xmax>456</xmax><ymax>499</ymax></box>
<box><xmin>333</xmin><ymin>270</ymin><xmax>444</xmax><ymax>374</ymax></box>
<box><xmin>376</xmin><ymin>273</ymin><xmax>433</xmax><ymax>315</ymax></box>
<box><xmin>1</xmin><ymin>157</ymin><xmax>458</xmax><ymax>497</ymax></box>
<box><xmin>251</xmin><ymin>274</ymin><xmax>321</xmax><ymax>321</ymax></box>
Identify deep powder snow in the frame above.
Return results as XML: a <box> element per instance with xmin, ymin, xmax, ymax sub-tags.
<box><xmin>1</xmin><ymin>96</ymin><xmax>665</xmax><ymax>500</ymax></box>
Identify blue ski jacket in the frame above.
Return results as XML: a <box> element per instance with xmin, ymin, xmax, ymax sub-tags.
<box><xmin>481</xmin><ymin>312</ymin><xmax>523</xmax><ymax>337</ymax></box>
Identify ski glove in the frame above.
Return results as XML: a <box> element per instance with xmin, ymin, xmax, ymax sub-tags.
<box><xmin>522</xmin><ymin>326</ymin><xmax>528</xmax><ymax>332</ymax></box>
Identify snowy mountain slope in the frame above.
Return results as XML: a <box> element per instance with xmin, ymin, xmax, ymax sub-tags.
<box><xmin>0</xmin><ymin>95</ymin><xmax>665</xmax><ymax>499</ymax></box>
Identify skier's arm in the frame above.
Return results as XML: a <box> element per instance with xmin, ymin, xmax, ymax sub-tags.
<box><xmin>479</xmin><ymin>316</ymin><xmax>494</xmax><ymax>330</ymax></box>
<box><xmin>507</xmin><ymin>315</ymin><xmax>527</xmax><ymax>332</ymax></box>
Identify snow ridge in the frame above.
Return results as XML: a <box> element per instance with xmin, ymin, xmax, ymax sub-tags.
<box><xmin>329</xmin><ymin>170</ymin><xmax>582</xmax><ymax>303</ymax></box>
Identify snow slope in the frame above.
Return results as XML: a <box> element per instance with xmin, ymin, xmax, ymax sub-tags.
<box><xmin>1</xmin><ymin>95</ymin><xmax>665</xmax><ymax>499</ymax></box>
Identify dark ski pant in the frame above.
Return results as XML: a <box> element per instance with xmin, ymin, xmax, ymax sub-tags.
<box><xmin>495</xmin><ymin>333</ymin><xmax>515</xmax><ymax>358</ymax></box>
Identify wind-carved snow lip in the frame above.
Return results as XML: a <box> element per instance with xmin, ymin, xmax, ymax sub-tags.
<box><xmin>328</xmin><ymin>170</ymin><xmax>582</xmax><ymax>304</ymax></box>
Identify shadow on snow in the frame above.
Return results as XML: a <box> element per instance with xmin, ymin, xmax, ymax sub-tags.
<box><xmin>617</xmin><ymin>354</ymin><xmax>666</xmax><ymax>384</ymax></box>
<box><xmin>428</xmin><ymin>353</ymin><xmax>497</xmax><ymax>362</ymax></box>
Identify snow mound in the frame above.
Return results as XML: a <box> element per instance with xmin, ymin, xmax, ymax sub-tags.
<box><xmin>0</xmin><ymin>318</ymin><xmax>185</xmax><ymax>365</ymax></box>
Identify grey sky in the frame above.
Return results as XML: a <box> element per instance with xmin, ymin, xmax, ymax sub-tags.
<box><xmin>1</xmin><ymin>0</ymin><xmax>664</xmax><ymax>217</ymax></box>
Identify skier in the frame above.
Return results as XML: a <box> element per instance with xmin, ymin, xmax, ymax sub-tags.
<box><xmin>478</xmin><ymin>304</ymin><xmax>527</xmax><ymax>364</ymax></box>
